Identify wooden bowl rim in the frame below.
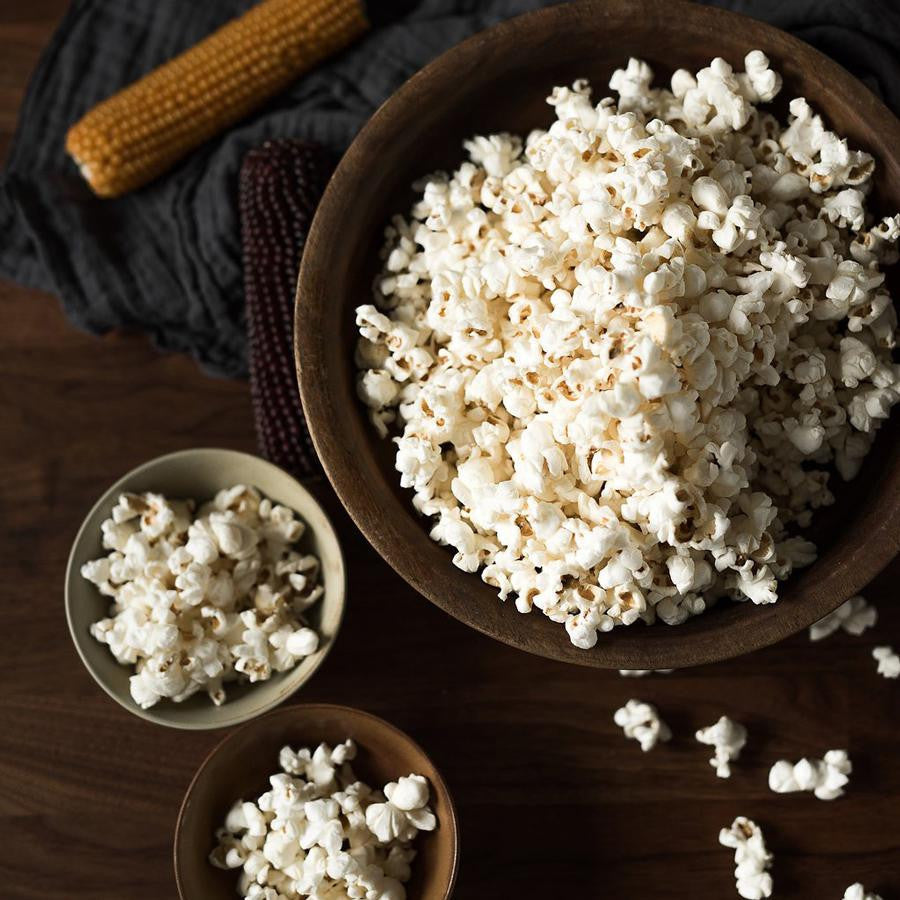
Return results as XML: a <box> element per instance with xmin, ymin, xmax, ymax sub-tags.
<box><xmin>173</xmin><ymin>703</ymin><xmax>460</xmax><ymax>900</ymax></box>
<box><xmin>64</xmin><ymin>447</ymin><xmax>347</xmax><ymax>729</ymax></box>
<box><xmin>296</xmin><ymin>0</ymin><xmax>900</xmax><ymax>669</ymax></box>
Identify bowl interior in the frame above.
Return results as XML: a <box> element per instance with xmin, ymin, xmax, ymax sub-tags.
<box><xmin>174</xmin><ymin>704</ymin><xmax>458</xmax><ymax>900</ymax></box>
<box><xmin>65</xmin><ymin>448</ymin><xmax>346</xmax><ymax>729</ymax></box>
<box><xmin>297</xmin><ymin>0</ymin><xmax>900</xmax><ymax>669</ymax></box>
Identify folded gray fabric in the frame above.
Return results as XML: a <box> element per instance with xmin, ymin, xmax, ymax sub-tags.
<box><xmin>1</xmin><ymin>0</ymin><xmax>897</xmax><ymax>377</ymax></box>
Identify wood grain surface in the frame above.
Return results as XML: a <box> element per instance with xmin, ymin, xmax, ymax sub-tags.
<box><xmin>1</xmin><ymin>3</ymin><xmax>898</xmax><ymax>899</ymax></box>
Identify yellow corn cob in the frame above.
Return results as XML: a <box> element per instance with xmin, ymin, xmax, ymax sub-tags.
<box><xmin>65</xmin><ymin>0</ymin><xmax>368</xmax><ymax>198</ymax></box>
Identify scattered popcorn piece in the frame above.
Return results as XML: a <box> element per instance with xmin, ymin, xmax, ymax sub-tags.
<box><xmin>356</xmin><ymin>50</ymin><xmax>900</xmax><ymax>649</ymax></box>
<box><xmin>872</xmin><ymin>645</ymin><xmax>900</xmax><ymax>679</ymax></box>
<box><xmin>843</xmin><ymin>884</ymin><xmax>884</xmax><ymax>900</ymax></box>
<box><xmin>210</xmin><ymin>741</ymin><xmax>435</xmax><ymax>900</ymax></box>
<box><xmin>719</xmin><ymin>816</ymin><xmax>773</xmax><ymax>900</ymax></box>
<box><xmin>695</xmin><ymin>716</ymin><xmax>747</xmax><ymax>778</ymax></box>
<box><xmin>83</xmin><ymin>486</ymin><xmax>324</xmax><ymax>709</ymax></box>
<box><xmin>614</xmin><ymin>699</ymin><xmax>671</xmax><ymax>751</ymax></box>
<box><xmin>808</xmin><ymin>595</ymin><xmax>877</xmax><ymax>641</ymax></box>
<box><xmin>768</xmin><ymin>749</ymin><xmax>852</xmax><ymax>800</ymax></box>
<box><xmin>618</xmin><ymin>669</ymin><xmax>675</xmax><ymax>677</ymax></box>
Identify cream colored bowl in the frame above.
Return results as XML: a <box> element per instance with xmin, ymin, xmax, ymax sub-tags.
<box><xmin>65</xmin><ymin>448</ymin><xmax>345</xmax><ymax>730</ymax></box>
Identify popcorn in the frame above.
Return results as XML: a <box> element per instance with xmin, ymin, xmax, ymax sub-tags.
<box><xmin>695</xmin><ymin>716</ymin><xmax>747</xmax><ymax>778</ymax></box>
<box><xmin>843</xmin><ymin>884</ymin><xmax>884</xmax><ymax>900</ymax></box>
<box><xmin>738</xmin><ymin>50</ymin><xmax>782</xmax><ymax>104</ymax></box>
<box><xmin>768</xmin><ymin>749</ymin><xmax>852</xmax><ymax>800</ymax></box>
<box><xmin>808</xmin><ymin>595</ymin><xmax>877</xmax><ymax>641</ymax></box>
<box><xmin>719</xmin><ymin>816</ymin><xmax>773</xmax><ymax>900</ymax></box>
<box><xmin>618</xmin><ymin>668</ymin><xmax>674</xmax><ymax>677</ymax></box>
<box><xmin>365</xmin><ymin>775</ymin><xmax>437</xmax><ymax>843</ymax></box>
<box><xmin>614</xmin><ymin>699</ymin><xmax>671</xmax><ymax>751</ymax></box>
<box><xmin>355</xmin><ymin>52</ymin><xmax>900</xmax><ymax>648</ymax></box>
<box><xmin>872</xmin><ymin>645</ymin><xmax>900</xmax><ymax>679</ymax></box>
<box><xmin>82</xmin><ymin>487</ymin><xmax>324</xmax><ymax>709</ymax></box>
<box><xmin>211</xmin><ymin>741</ymin><xmax>436</xmax><ymax>900</ymax></box>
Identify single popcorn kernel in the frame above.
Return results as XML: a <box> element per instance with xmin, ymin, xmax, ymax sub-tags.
<box><xmin>614</xmin><ymin>698</ymin><xmax>671</xmax><ymax>751</ymax></box>
<box><xmin>843</xmin><ymin>884</ymin><xmax>884</xmax><ymax>900</ymax></box>
<box><xmin>719</xmin><ymin>816</ymin><xmax>773</xmax><ymax>899</ymax></box>
<box><xmin>355</xmin><ymin>50</ymin><xmax>900</xmax><ymax>650</ymax></box>
<box><xmin>695</xmin><ymin>715</ymin><xmax>747</xmax><ymax>778</ymax></box>
<box><xmin>872</xmin><ymin>645</ymin><xmax>900</xmax><ymax>679</ymax></box>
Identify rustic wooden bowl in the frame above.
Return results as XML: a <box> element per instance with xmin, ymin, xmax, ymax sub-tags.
<box><xmin>174</xmin><ymin>704</ymin><xmax>459</xmax><ymax>900</ymax></box>
<box><xmin>65</xmin><ymin>448</ymin><xmax>346</xmax><ymax>729</ymax></box>
<box><xmin>296</xmin><ymin>0</ymin><xmax>900</xmax><ymax>669</ymax></box>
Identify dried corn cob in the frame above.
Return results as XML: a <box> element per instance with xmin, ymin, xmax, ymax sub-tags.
<box><xmin>66</xmin><ymin>0</ymin><xmax>367</xmax><ymax>197</ymax></box>
<box><xmin>240</xmin><ymin>139</ymin><xmax>334</xmax><ymax>477</ymax></box>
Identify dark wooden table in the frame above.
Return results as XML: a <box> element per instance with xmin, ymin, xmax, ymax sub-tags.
<box><xmin>1</xmin><ymin>4</ymin><xmax>898</xmax><ymax>898</ymax></box>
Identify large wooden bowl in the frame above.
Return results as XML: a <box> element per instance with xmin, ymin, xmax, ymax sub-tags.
<box><xmin>296</xmin><ymin>0</ymin><xmax>900</xmax><ymax>669</ymax></box>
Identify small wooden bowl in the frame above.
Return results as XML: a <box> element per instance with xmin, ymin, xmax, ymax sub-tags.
<box><xmin>296</xmin><ymin>0</ymin><xmax>900</xmax><ymax>669</ymax></box>
<box><xmin>65</xmin><ymin>448</ymin><xmax>346</xmax><ymax>729</ymax></box>
<box><xmin>174</xmin><ymin>704</ymin><xmax>459</xmax><ymax>899</ymax></box>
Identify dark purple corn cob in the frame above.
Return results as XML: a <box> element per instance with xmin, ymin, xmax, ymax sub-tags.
<box><xmin>239</xmin><ymin>139</ymin><xmax>335</xmax><ymax>477</ymax></box>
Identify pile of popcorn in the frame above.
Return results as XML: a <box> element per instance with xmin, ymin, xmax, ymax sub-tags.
<box><xmin>210</xmin><ymin>740</ymin><xmax>436</xmax><ymax>900</ymax></box>
<box><xmin>82</xmin><ymin>486</ymin><xmax>323</xmax><ymax>709</ymax></box>
<box><xmin>355</xmin><ymin>50</ymin><xmax>900</xmax><ymax>648</ymax></box>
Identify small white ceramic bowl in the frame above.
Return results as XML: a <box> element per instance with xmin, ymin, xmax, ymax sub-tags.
<box><xmin>65</xmin><ymin>448</ymin><xmax>346</xmax><ymax>730</ymax></box>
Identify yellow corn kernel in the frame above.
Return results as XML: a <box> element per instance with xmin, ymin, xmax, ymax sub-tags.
<box><xmin>65</xmin><ymin>0</ymin><xmax>368</xmax><ymax>197</ymax></box>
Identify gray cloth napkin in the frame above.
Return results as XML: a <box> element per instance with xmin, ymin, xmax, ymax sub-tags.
<box><xmin>1</xmin><ymin>0</ymin><xmax>897</xmax><ymax>377</ymax></box>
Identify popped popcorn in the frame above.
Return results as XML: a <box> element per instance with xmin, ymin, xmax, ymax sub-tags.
<box><xmin>695</xmin><ymin>715</ymin><xmax>747</xmax><ymax>778</ymax></box>
<box><xmin>719</xmin><ymin>816</ymin><xmax>773</xmax><ymax>900</ymax></box>
<box><xmin>768</xmin><ymin>749</ymin><xmax>852</xmax><ymax>800</ymax></box>
<box><xmin>210</xmin><ymin>741</ymin><xmax>436</xmax><ymax>900</ymax></box>
<box><xmin>613</xmin><ymin>698</ymin><xmax>671</xmax><ymax>751</ymax></box>
<box><xmin>808</xmin><ymin>595</ymin><xmax>877</xmax><ymax>641</ymax></box>
<box><xmin>365</xmin><ymin>775</ymin><xmax>437</xmax><ymax>843</ymax></box>
<box><xmin>872</xmin><ymin>645</ymin><xmax>900</xmax><ymax>678</ymax></box>
<box><xmin>618</xmin><ymin>668</ymin><xmax>674</xmax><ymax>677</ymax></box>
<box><xmin>83</xmin><ymin>486</ymin><xmax>324</xmax><ymax>709</ymax></box>
<box><xmin>843</xmin><ymin>884</ymin><xmax>884</xmax><ymax>900</ymax></box>
<box><xmin>355</xmin><ymin>51</ymin><xmax>900</xmax><ymax>648</ymax></box>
